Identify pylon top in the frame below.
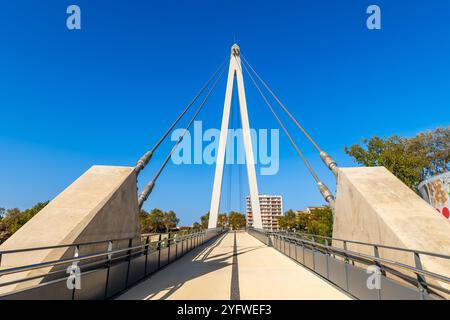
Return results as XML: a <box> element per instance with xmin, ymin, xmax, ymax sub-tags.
<box><xmin>231</xmin><ymin>44</ymin><xmax>240</xmax><ymax>57</ymax></box>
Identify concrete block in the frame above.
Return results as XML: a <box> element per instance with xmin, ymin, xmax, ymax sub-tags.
<box><xmin>333</xmin><ymin>167</ymin><xmax>450</xmax><ymax>295</ymax></box>
<box><xmin>0</xmin><ymin>165</ymin><xmax>140</xmax><ymax>294</ymax></box>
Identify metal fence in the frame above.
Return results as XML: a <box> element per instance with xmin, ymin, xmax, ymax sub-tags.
<box><xmin>248</xmin><ymin>228</ymin><xmax>450</xmax><ymax>300</ymax></box>
<box><xmin>0</xmin><ymin>228</ymin><xmax>224</xmax><ymax>300</ymax></box>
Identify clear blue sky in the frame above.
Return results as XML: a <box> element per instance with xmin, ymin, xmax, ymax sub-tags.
<box><xmin>0</xmin><ymin>1</ymin><xmax>449</xmax><ymax>226</ymax></box>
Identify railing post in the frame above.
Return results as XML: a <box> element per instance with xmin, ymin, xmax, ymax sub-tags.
<box><xmin>125</xmin><ymin>238</ymin><xmax>133</xmax><ymax>287</ymax></box>
<box><xmin>144</xmin><ymin>235</ymin><xmax>150</xmax><ymax>275</ymax></box>
<box><xmin>193</xmin><ymin>232</ymin><xmax>198</xmax><ymax>248</ymax></box>
<box><xmin>181</xmin><ymin>233</ymin><xmax>184</xmax><ymax>255</ymax></box>
<box><xmin>324</xmin><ymin>238</ymin><xmax>330</xmax><ymax>279</ymax></box>
<box><xmin>311</xmin><ymin>236</ymin><xmax>316</xmax><ymax>271</ymax></box>
<box><xmin>414</xmin><ymin>252</ymin><xmax>428</xmax><ymax>300</ymax></box>
<box><xmin>373</xmin><ymin>245</ymin><xmax>386</xmax><ymax>276</ymax></box>
<box><xmin>327</xmin><ymin>238</ymin><xmax>336</xmax><ymax>259</ymax></box>
<box><xmin>343</xmin><ymin>240</ymin><xmax>349</xmax><ymax>264</ymax></box>
<box><xmin>289</xmin><ymin>236</ymin><xmax>293</xmax><ymax>257</ymax></box>
<box><xmin>167</xmin><ymin>233</ymin><xmax>171</xmax><ymax>264</ymax></box>
<box><xmin>174</xmin><ymin>233</ymin><xmax>178</xmax><ymax>260</ymax></box>
<box><xmin>157</xmin><ymin>234</ymin><xmax>162</xmax><ymax>269</ymax></box>
<box><xmin>71</xmin><ymin>245</ymin><xmax>80</xmax><ymax>300</ymax></box>
<box><xmin>324</xmin><ymin>238</ymin><xmax>329</xmax><ymax>250</ymax></box>
<box><xmin>373</xmin><ymin>245</ymin><xmax>383</xmax><ymax>300</ymax></box>
<box><xmin>104</xmin><ymin>240</ymin><xmax>113</xmax><ymax>299</ymax></box>
<box><xmin>343</xmin><ymin>240</ymin><xmax>350</xmax><ymax>292</ymax></box>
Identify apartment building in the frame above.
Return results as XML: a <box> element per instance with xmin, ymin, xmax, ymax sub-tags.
<box><xmin>246</xmin><ymin>194</ymin><xmax>283</xmax><ymax>231</ymax></box>
<box><xmin>295</xmin><ymin>206</ymin><xmax>327</xmax><ymax>216</ymax></box>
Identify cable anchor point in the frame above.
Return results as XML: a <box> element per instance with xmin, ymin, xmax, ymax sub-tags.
<box><xmin>231</xmin><ymin>44</ymin><xmax>240</xmax><ymax>57</ymax></box>
<box><xmin>317</xmin><ymin>181</ymin><xmax>336</xmax><ymax>209</ymax></box>
<box><xmin>319</xmin><ymin>151</ymin><xmax>338</xmax><ymax>177</ymax></box>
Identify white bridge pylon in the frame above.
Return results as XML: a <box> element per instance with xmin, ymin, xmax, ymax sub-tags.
<box><xmin>208</xmin><ymin>44</ymin><xmax>263</xmax><ymax>229</ymax></box>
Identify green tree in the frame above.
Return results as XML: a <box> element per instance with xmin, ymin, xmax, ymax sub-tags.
<box><xmin>139</xmin><ymin>209</ymin><xmax>152</xmax><ymax>233</ymax></box>
<box><xmin>277</xmin><ymin>210</ymin><xmax>297</xmax><ymax>230</ymax></box>
<box><xmin>228</xmin><ymin>211</ymin><xmax>246</xmax><ymax>230</ymax></box>
<box><xmin>140</xmin><ymin>208</ymin><xmax>179</xmax><ymax>233</ymax></box>
<box><xmin>306</xmin><ymin>207</ymin><xmax>333</xmax><ymax>239</ymax></box>
<box><xmin>218</xmin><ymin>213</ymin><xmax>228</xmax><ymax>228</ymax></box>
<box><xmin>0</xmin><ymin>208</ymin><xmax>7</xmax><ymax>243</ymax></box>
<box><xmin>345</xmin><ymin>127</ymin><xmax>450</xmax><ymax>191</ymax></box>
<box><xmin>0</xmin><ymin>201</ymin><xmax>49</xmax><ymax>244</ymax></box>
<box><xmin>200</xmin><ymin>212</ymin><xmax>209</xmax><ymax>229</ymax></box>
<box><xmin>192</xmin><ymin>222</ymin><xmax>201</xmax><ymax>230</ymax></box>
<box><xmin>163</xmin><ymin>210</ymin><xmax>179</xmax><ymax>231</ymax></box>
<box><xmin>279</xmin><ymin>206</ymin><xmax>333</xmax><ymax>241</ymax></box>
<box><xmin>3</xmin><ymin>202</ymin><xmax>49</xmax><ymax>234</ymax></box>
<box><xmin>296</xmin><ymin>210</ymin><xmax>309</xmax><ymax>232</ymax></box>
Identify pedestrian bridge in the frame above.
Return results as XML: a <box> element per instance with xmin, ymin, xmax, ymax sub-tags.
<box><xmin>117</xmin><ymin>231</ymin><xmax>348</xmax><ymax>300</ymax></box>
<box><xmin>1</xmin><ymin>44</ymin><xmax>449</xmax><ymax>300</ymax></box>
<box><xmin>1</xmin><ymin>228</ymin><xmax>449</xmax><ymax>300</ymax></box>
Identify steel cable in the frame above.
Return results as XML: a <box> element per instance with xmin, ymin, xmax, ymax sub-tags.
<box><xmin>137</xmin><ymin>63</ymin><xmax>227</xmax><ymax>208</ymax></box>
<box><xmin>241</xmin><ymin>55</ymin><xmax>338</xmax><ymax>177</ymax></box>
<box><xmin>135</xmin><ymin>58</ymin><xmax>228</xmax><ymax>175</ymax></box>
<box><xmin>236</xmin><ymin>56</ymin><xmax>335</xmax><ymax>207</ymax></box>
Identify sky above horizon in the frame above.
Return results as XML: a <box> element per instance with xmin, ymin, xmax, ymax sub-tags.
<box><xmin>0</xmin><ymin>1</ymin><xmax>449</xmax><ymax>226</ymax></box>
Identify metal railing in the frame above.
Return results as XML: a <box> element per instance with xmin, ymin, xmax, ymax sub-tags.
<box><xmin>248</xmin><ymin>228</ymin><xmax>450</xmax><ymax>300</ymax></box>
<box><xmin>0</xmin><ymin>228</ymin><xmax>225</xmax><ymax>300</ymax></box>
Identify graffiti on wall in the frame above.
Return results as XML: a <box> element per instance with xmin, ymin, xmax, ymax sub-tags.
<box><xmin>418</xmin><ymin>172</ymin><xmax>450</xmax><ymax>220</ymax></box>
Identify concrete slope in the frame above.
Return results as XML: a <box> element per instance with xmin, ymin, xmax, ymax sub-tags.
<box><xmin>334</xmin><ymin>167</ymin><xmax>450</xmax><ymax>293</ymax></box>
<box><xmin>0</xmin><ymin>165</ymin><xmax>141</xmax><ymax>294</ymax></box>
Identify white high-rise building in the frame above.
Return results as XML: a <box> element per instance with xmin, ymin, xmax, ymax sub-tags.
<box><xmin>246</xmin><ymin>195</ymin><xmax>283</xmax><ymax>231</ymax></box>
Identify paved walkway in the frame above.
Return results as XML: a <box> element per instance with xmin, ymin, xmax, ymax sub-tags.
<box><xmin>117</xmin><ymin>231</ymin><xmax>350</xmax><ymax>300</ymax></box>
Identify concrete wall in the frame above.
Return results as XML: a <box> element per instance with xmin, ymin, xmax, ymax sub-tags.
<box><xmin>333</xmin><ymin>167</ymin><xmax>450</xmax><ymax>293</ymax></box>
<box><xmin>0</xmin><ymin>166</ymin><xmax>141</xmax><ymax>294</ymax></box>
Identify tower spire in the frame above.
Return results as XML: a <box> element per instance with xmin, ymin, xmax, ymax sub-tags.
<box><xmin>208</xmin><ymin>44</ymin><xmax>263</xmax><ymax>229</ymax></box>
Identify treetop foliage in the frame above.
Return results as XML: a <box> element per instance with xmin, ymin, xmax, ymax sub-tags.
<box><xmin>140</xmin><ymin>208</ymin><xmax>180</xmax><ymax>233</ymax></box>
<box><xmin>0</xmin><ymin>201</ymin><xmax>49</xmax><ymax>244</ymax></box>
<box><xmin>194</xmin><ymin>211</ymin><xmax>246</xmax><ymax>230</ymax></box>
<box><xmin>278</xmin><ymin>207</ymin><xmax>333</xmax><ymax>240</ymax></box>
<box><xmin>345</xmin><ymin>127</ymin><xmax>450</xmax><ymax>191</ymax></box>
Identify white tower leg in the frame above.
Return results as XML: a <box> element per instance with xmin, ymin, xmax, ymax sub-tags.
<box><xmin>208</xmin><ymin>44</ymin><xmax>262</xmax><ymax>229</ymax></box>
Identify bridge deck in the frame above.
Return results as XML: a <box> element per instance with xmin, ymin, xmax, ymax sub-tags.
<box><xmin>117</xmin><ymin>231</ymin><xmax>350</xmax><ymax>300</ymax></box>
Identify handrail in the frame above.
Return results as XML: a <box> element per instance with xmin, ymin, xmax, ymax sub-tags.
<box><xmin>0</xmin><ymin>229</ymin><xmax>207</xmax><ymax>255</ymax></box>
<box><xmin>278</xmin><ymin>230</ymin><xmax>450</xmax><ymax>260</ymax></box>
<box><xmin>0</xmin><ymin>240</ymin><xmax>155</xmax><ymax>277</ymax></box>
<box><xmin>276</xmin><ymin>233</ymin><xmax>450</xmax><ymax>284</ymax></box>
<box><xmin>0</xmin><ymin>228</ymin><xmax>222</xmax><ymax>278</ymax></box>
<box><xmin>248</xmin><ymin>228</ymin><xmax>450</xmax><ymax>294</ymax></box>
<box><xmin>0</xmin><ymin>237</ymin><xmax>133</xmax><ymax>255</ymax></box>
<box><xmin>0</xmin><ymin>227</ymin><xmax>225</xmax><ymax>300</ymax></box>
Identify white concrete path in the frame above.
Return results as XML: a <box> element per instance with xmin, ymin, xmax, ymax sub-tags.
<box><xmin>117</xmin><ymin>231</ymin><xmax>350</xmax><ymax>300</ymax></box>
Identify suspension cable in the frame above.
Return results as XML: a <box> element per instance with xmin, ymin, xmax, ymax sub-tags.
<box><xmin>241</xmin><ymin>55</ymin><xmax>338</xmax><ymax>177</ymax></box>
<box><xmin>135</xmin><ymin>59</ymin><xmax>227</xmax><ymax>175</ymax></box>
<box><xmin>238</xmin><ymin>57</ymin><xmax>335</xmax><ymax>207</ymax></box>
<box><xmin>138</xmin><ymin>63</ymin><xmax>227</xmax><ymax>208</ymax></box>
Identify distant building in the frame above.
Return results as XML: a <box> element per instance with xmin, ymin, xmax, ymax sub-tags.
<box><xmin>295</xmin><ymin>206</ymin><xmax>327</xmax><ymax>217</ymax></box>
<box><xmin>246</xmin><ymin>195</ymin><xmax>283</xmax><ymax>231</ymax></box>
<box><xmin>304</xmin><ymin>206</ymin><xmax>327</xmax><ymax>214</ymax></box>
